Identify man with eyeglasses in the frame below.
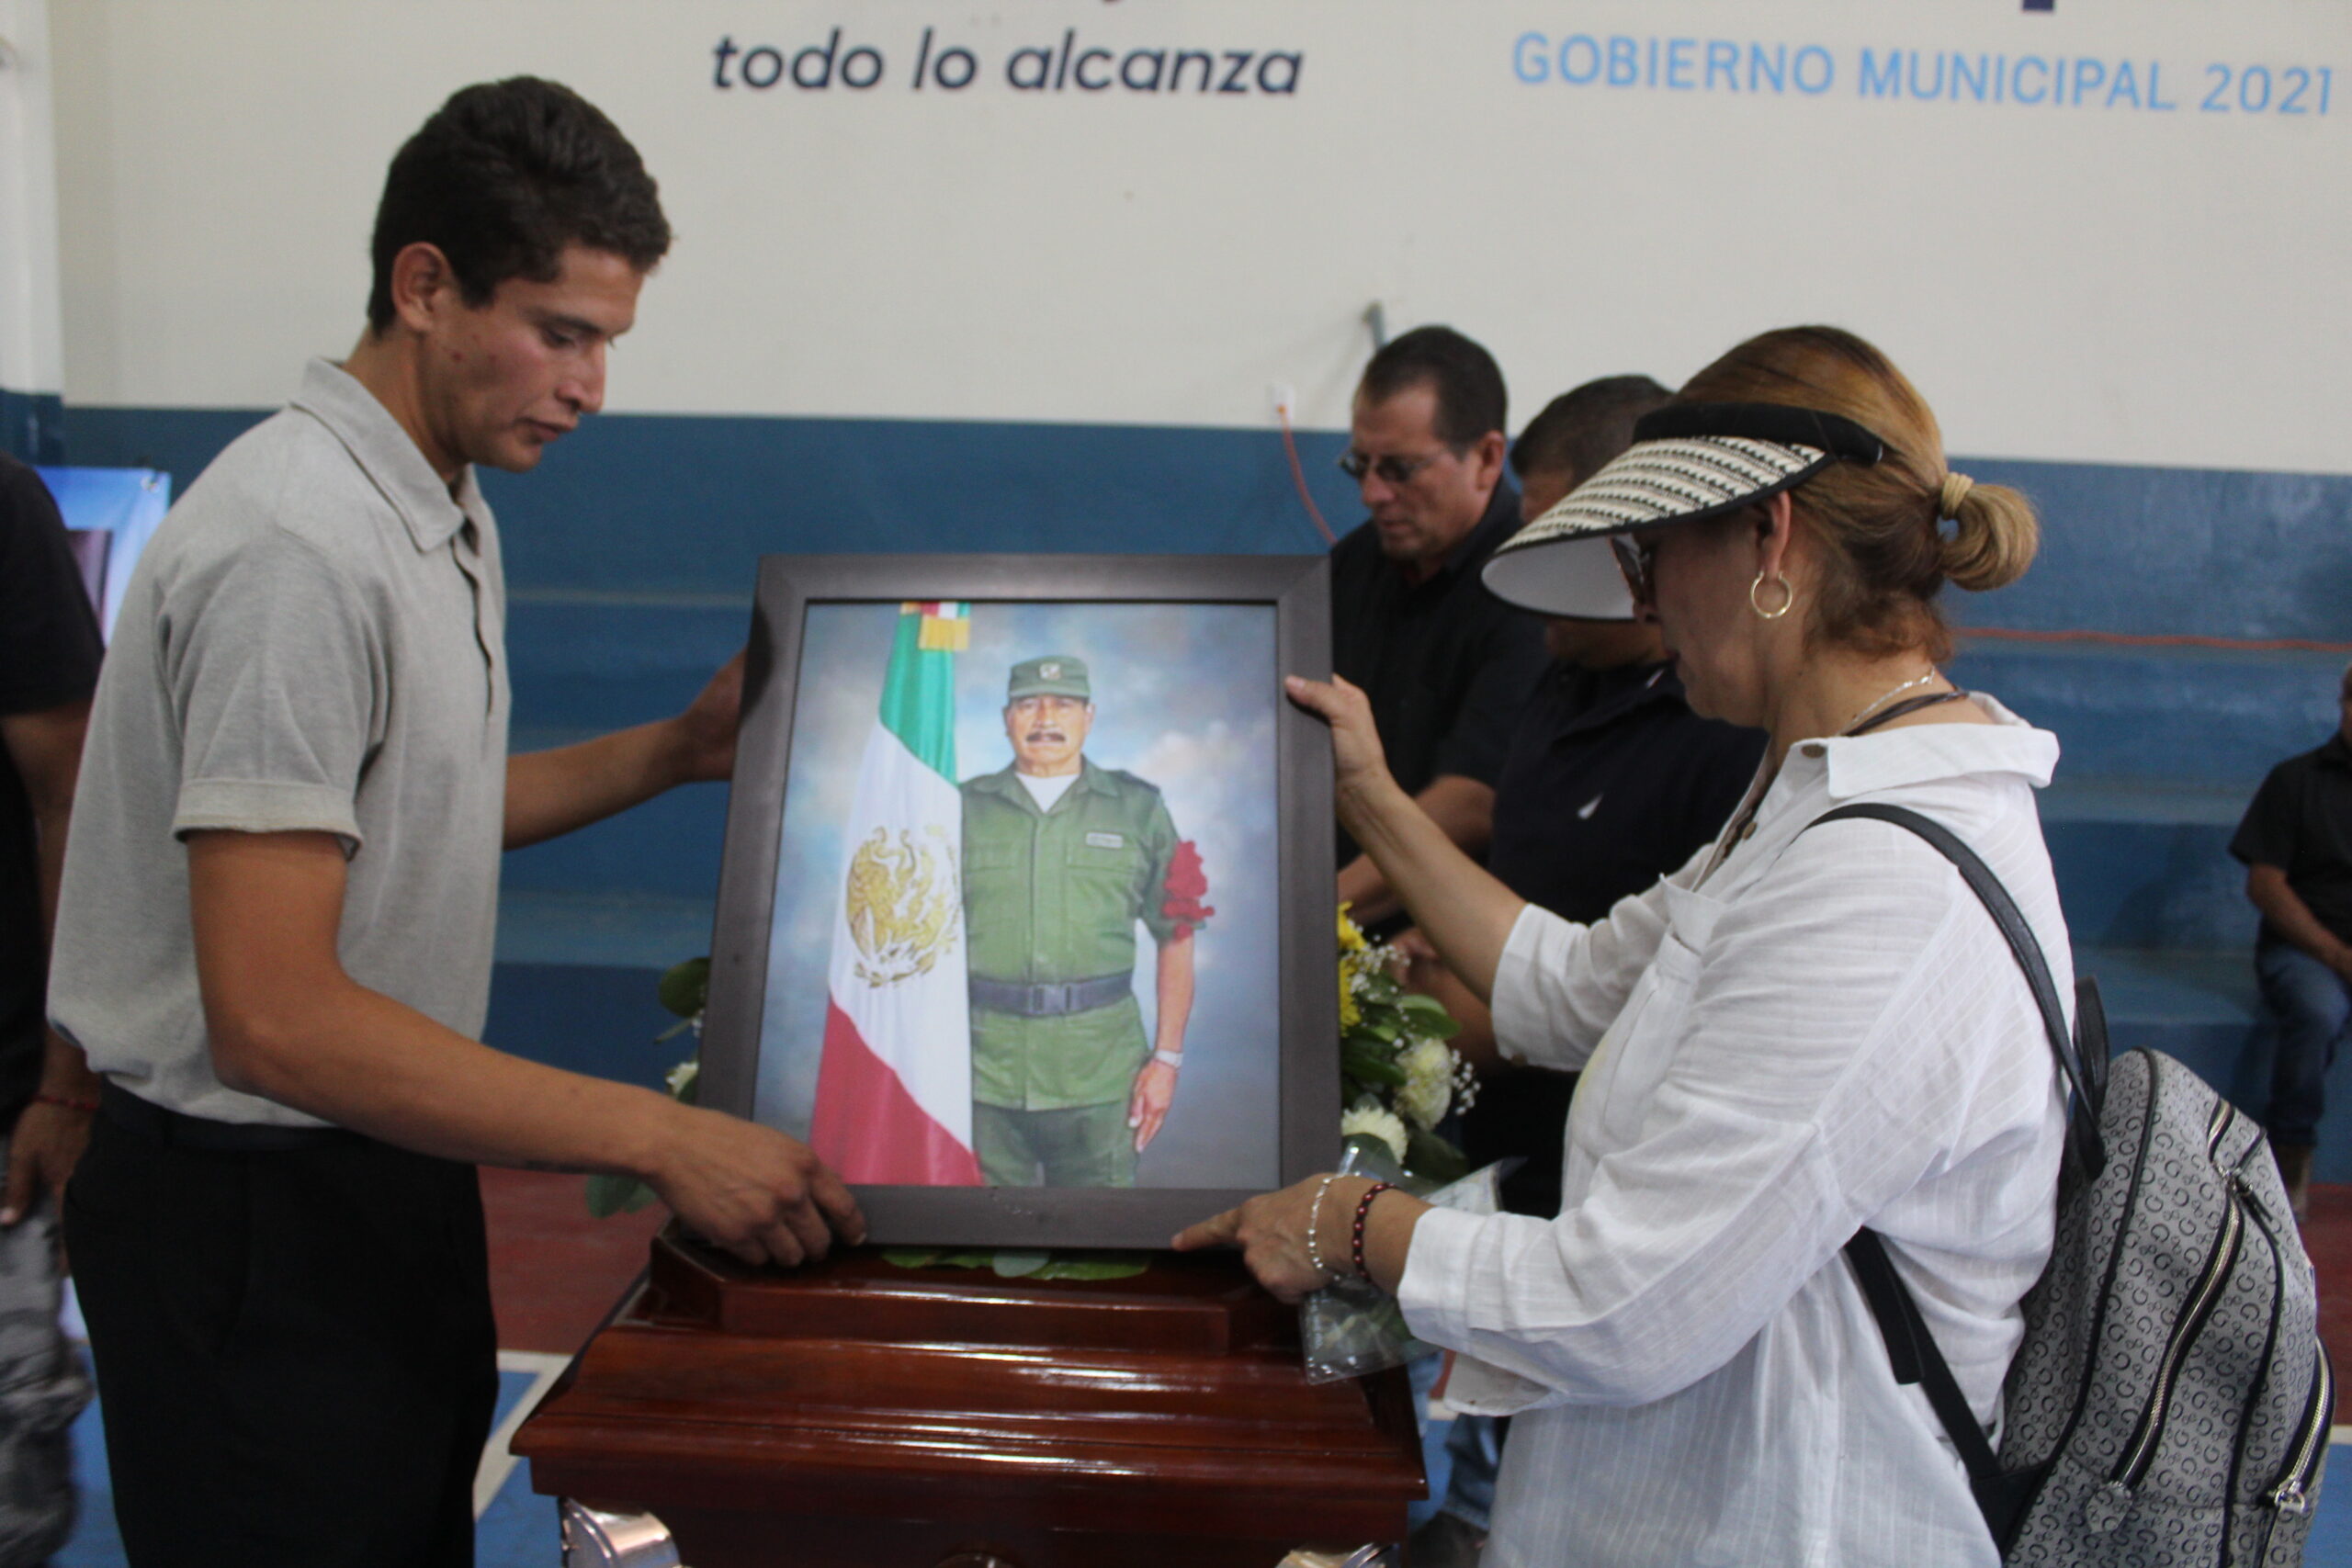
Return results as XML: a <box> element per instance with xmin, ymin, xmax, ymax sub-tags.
<box><xmin>1329</xmin><ymin>326</ymin><xmax>1549</xmax><ymax>929</ymax></box>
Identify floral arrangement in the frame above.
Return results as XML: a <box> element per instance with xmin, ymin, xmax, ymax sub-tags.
<box><xmin>1337</xmin><ymin>908</ymin><xmax>1476</xmax><ymax>1184</ymax></box>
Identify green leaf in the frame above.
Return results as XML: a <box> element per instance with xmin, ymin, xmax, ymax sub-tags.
<box><xmin>1402</xmin><ymin>1126</ymin><xmax>1471</xmax><ymax>1186</ymax></box>
<box><xmin>583</xmin><ymin>1173</ymin><xmax>654</xmax><ymax>1218</ymax></box>
<box><xmin>938</xmin><ymin>1250</ymin><xmax>997</xmax><ymax>1269</ymax></box>
<box><xmin>657</xmin><ymin>957</ymin><xmax>711</xmax><ymax>1020</ymax></box>
<box><xmin>880</xmin><ymin>1247</ymin><xmax>945</xmax><ymax>1269</ymax></box>
<box><xmin>989</xmin><ymin>1248</ymin><xmax>1051</xmax><ymax>1278</ymax></box>
<box><xmin>1035</xmin><ymin>1252</ymin><xmax>1150</xmax><ymax>1280</ymax></box>
<box><xmin>1399</xmin><ymin>993</ymin><xmax>1464</xmax><ymax>1039</ymax></box>
<box><xmin>1342</xmin><ymin>1040</ymin><xmax>1407</xmax><ymax>1088</ymax></box>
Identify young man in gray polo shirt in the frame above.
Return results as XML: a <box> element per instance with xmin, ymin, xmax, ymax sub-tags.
<box><xmin>50</xmin><ymin>79</ymin><xmax>863</xmax><ymax>1566</ymax></box>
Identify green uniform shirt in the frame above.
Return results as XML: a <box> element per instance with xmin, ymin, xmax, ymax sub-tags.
<box><xmin>962</xmin><ymin>758</ymin><xmax>1194</xmax><ymax>1110</ymax></box>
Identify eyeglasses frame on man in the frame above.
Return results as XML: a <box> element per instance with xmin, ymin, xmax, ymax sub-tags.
<box><xmin>1336</xmin><ymin>445</ymin><xmax>1464</xmax><ymax>487</ymax></box>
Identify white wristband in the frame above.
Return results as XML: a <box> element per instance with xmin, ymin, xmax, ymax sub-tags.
<box><xmin>1152</xmin><ymin>1049</ymin><xmax>1185</xmax><ymax>1070</ymax></box>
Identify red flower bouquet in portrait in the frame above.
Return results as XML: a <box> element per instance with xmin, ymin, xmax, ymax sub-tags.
<box><xmin>1161</xmin><ymin>840</ymin><xmax>1216</xmax><ymax>940</ymax></box>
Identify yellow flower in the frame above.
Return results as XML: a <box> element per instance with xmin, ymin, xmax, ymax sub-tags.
<box><xmin>1337</xmin><ymin>903</ymin><xmax>1369</xmax><ymax>954</ymax></box>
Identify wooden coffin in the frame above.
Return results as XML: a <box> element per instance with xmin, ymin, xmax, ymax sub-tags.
<box><xmin>514</xmin><ymin>1226</ymin><xmax>1425</xmax><ymax>1566</ymax></box>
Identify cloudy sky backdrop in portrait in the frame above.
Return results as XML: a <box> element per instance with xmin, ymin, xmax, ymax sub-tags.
<box><xmin>760</xmin><ymin>599</ymin><xmax>1283</xmax><ymax>1190</ymax></box>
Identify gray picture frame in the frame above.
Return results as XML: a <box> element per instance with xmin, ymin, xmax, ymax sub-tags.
<box><xmin>698</xmin><ymin>554</ymin><xmax>1339</xmax><ymax>1249</ymax></box>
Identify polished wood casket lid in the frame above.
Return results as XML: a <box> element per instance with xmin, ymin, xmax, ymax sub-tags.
<box><xmin>515</xmin><ymin>1228</ymin><xmax>1423</xmax><ymax>1543</ymax></box>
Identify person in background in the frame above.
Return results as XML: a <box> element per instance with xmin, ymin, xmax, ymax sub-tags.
<box><xmin>49</xmin><ymin>79</ymin><xmax>861</xmax><ymax>1565</ymax></box>
<box><xmin>1184</xmin><ymin>325</ymin><xmax>2066</xmax><ymax>1567</ymax></box>
<box><xmin>0</xmin><ymin>455</ymin><xmax>105</xmax><ymax>1565</ymax></box>
<box><xmin>2228</xmin><ymin>660</ymin><xmax>2352</xmax><ymax>1219</ymax></box>
<box><xmin>1329</xmin><ymin>327</ymin><xmax>1550</xmax><ymax>929</ymax></box>
<box><xmin>1402</xmin><ymin>377</ymin><xmax>1766</xmax><ymax>1568</ymax></box>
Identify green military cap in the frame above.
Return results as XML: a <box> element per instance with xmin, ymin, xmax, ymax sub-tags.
<box><xmin>1008</xmin><ymin>655</ymin><xmax>1091</xmax><ymax>701</ymax></box>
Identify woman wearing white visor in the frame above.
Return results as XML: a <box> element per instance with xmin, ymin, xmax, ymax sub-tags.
<box><xmin>1181</xmin><ymin>325</ymin><xmax>2065</xmax><ymax>1566</ymax></box>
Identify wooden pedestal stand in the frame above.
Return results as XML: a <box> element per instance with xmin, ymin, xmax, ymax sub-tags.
<box><xmin>514</xmin><ymin>1225</ymin><xmax>1426</xmax><ymax>1566</ymax></box>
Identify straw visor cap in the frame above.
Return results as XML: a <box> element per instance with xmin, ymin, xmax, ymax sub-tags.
<box><xmin>1483</xmin><ymin>401</ymin><xmax>1886</xmax><ymax>619</ymax></box>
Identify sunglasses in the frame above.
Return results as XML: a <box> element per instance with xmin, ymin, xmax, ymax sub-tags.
<box><xmin>1610</xmin><ymin>534</ymin><xmax>1660</xmax><ymax>604</ymax></box>
<box><xmin>1336</xmin><ymin>447</ymin><xmax>1453</xmax><ymax>486</ymax></box>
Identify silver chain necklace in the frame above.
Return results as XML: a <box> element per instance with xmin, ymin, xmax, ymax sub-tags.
<box><xmin>1838</xmin><ymin>669</ymin><xmax>1946</xmax><ymax>737</ymax></box>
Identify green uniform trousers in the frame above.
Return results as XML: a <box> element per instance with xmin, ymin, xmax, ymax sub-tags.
<box><xmin>973</xmin><ymin>1100</ymin><xmax>1136</xmax><ymax>1188</ymax></box>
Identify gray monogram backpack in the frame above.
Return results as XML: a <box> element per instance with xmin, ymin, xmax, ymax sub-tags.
<box><xmin>1818</xmin><ymin>804</ymin><xmax>2332</xmax><ymax>1565</ymax></box>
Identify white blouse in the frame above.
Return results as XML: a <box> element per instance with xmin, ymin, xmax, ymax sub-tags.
<box><xmin>1396</xmin><ymin>698</ymin><xmax>2070</xmax><ymax>1568</ymax></box>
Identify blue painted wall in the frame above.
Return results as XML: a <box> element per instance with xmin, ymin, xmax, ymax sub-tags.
<box><xmin>0</xmin><ymin>389</ymin><xmax>64</xmax><ymax>463</ymax></box>
<box><xmin>62</xmin><ymin>406</ymin><xmax>2352</xmax><ymax>635</ymax></box>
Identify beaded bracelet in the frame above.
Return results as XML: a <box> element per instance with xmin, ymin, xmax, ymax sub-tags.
<box><xmin>1302</xmin><ymin>1173</ymin><xmax>1340</xmax><ymax>1283</ymax></box>
<box><xmin>32</xmin><ymin>1092</ymin><xmax>97</xmax><ymax>1114</ymax></box>
<box><xmin>1351</xmin><ymin>1180</ymin><xmax>1395</xmax><ymax>1280</ymax></box>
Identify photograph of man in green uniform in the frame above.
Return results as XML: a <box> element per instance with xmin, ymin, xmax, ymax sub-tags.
<box><xmin>962</xmin><ymin>655</ymin><xmax>1207</xmax><ymax>1186</ymax></box>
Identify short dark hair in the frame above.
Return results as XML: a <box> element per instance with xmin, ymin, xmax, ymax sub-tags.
<box><xmin>1510</xmin><ymin>375</ymin><xmax>1673</xmax><ymax>486</ymax></box>
<box><xmin>367</xmin><ymin>77</ymin><xmax>671</xmax><ymax>332</ymax></box>
<box><xmin>1357</xmin><ymin>326</ymin><xmax>1507</xmax><ymax>449</ymax></box>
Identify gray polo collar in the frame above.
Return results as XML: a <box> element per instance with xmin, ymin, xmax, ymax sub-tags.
<box><xmin>290</xmin><ymin>357</ymin><xmax>481</xmax><ymax>555</ymax></box>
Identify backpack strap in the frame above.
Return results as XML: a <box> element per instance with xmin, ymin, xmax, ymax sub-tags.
<box><xmin>1804</xmin><ymin>801</ymin><xmax>2092</xmax><ymax>1547</ymax></box>
<box><xmin>1810</xmin><ymin>802</ymin><xmax>2104</xmax><ymax>1172</ymax></box>
<box><xmin>1845</xmin><ymin>1227</ymin><xmax>2013</xmax><ymax>1524</ymax></box>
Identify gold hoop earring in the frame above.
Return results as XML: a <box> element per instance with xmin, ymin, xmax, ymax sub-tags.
<box><xmin>1749</xmin><ymin>571</ymin><xmax>1794</xmax><ymax>621</ymax></box>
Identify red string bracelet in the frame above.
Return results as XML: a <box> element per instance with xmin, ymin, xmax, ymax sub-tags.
<box><xmin>33</xmin><ymin>1092</ymin><xmax>97</xmax><ymax>1114</ymax></box>
<box><xmin>1351</xmin><ymin>1181</ymin><xmax>1395</xmax><ymax>1279</ymax></box>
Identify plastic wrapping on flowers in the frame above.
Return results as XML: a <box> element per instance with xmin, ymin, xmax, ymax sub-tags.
<box><xmin>1299</xmin><ymin>908</ymin><xmax>1494</xmax><ymax>1382</ymax></box>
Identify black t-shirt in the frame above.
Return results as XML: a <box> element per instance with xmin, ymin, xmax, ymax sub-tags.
<box><xmin>1489</xmin><ymin>660</ymin><xmax>1767</xmax><ymax>922</ymax></box>
<box><xmin>0</xmin><ymin>457</ymin><xmax>105</xmax><ymax>1122</ymax></box>
<box><xmin>1468</xmin><ymin>659</ymin><xmax>1766</xmax><ymax>1216</ymax></box>
<box><xmin>1329</xmin><ymin>483</ymin><xmax>1550</xmax><ymax>860</ymax></box>
<box><xmin>2230</xmin><ymin>734</ymin><xmax>2352</xmax><ymax>943</ymax></box>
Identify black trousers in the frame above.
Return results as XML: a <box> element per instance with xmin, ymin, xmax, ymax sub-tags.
<box><xmin>63</xmin><ymin>1105</ymin><xmax>497</xmax><ymax>1567</ymax></box>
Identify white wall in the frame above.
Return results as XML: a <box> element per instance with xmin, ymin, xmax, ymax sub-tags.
<box><xmin>0</xmin><ymin>0</ymin><xmax>62</xmax><ymax>398</ymax></box>
<box><xmin>47</xmin><ymin>0</ymin><xmax>2352</xmax><ymax>474</ymax></box>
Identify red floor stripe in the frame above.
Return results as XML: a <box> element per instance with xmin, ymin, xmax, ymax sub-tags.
<box><xmin>483</xmin><ymin>1167</ymin><xmax>667</xmax><ymax>1357</ymax></box>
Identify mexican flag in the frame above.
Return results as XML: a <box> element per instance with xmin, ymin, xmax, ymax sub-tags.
<box><xmin>808</xmin><ymin>603</ymin><xmax>982</xmax><ymax>1185</ymax></box>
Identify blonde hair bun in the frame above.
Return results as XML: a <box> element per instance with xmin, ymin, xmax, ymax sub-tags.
<box><xmin>1940</xmin><ymin>480</ymin><xmax>2039</xmax><ymax>592</ymax></box>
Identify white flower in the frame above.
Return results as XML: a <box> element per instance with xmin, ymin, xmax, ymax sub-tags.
<box><xmin>1396</xmin><ymin>1039</ymin><xmax>1455</xmax><ymax>1131</ymax></box>
<box><xmin>664</xmin><ymin>1058</ymin><xmax>700</xmax><ymax>1099</ymax></box>
<box><xmin>1340</xmin><ymin>1102</ymin><xmax>1409</xmax><ymax>1164</ymax></box>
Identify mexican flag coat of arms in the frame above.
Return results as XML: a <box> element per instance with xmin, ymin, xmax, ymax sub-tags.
<box><xmin>808</xmin><ymin>603</ymin><xmax>983</xmax><ymax>1185</ymax></box>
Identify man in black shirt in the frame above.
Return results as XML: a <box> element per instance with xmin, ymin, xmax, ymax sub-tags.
<box><xmin>1329</xmin><ymin>327</ymin><xmax>1549</xmax><ymax>927</ymax></box>
<box><xmin>0</xmin><ymin>454</ymin><xmax>105</xmax><ymax>1558</ymax></box>
<box><xmin>2229</xmin><ymin>662</ymin><xmax>2352</xmax><ymax>1218</ymax></box>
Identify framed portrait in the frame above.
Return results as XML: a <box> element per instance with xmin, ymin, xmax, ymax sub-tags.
<box><xmin>699</xmin><ymin>555</ymin><xmax>1340</xmax><ymax>1248</ymax></box>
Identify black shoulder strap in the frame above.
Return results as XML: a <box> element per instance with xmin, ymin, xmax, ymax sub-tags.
<box><xmin>1805</xmin><ymin>801</ymin><xmax>2094</xmax><ymax>1547</ymax></box>
<box><xmin>1810</xmin><ymin>802</ymin><xmax>2104</xmax><ymax>1171</ymax></box>
<box><xmin>1846</xmin><ymin>1227</ymin><xmax>2014</xmax><ymax>1527</ymax></box>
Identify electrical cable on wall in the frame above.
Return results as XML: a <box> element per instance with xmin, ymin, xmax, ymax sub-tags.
<box><xmin>1280</xmin><ymin>402</ymin><xmax>1337</xmax><ymax>546</ymax></box>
